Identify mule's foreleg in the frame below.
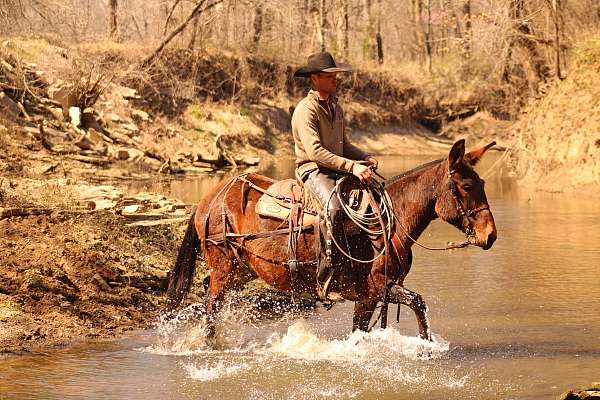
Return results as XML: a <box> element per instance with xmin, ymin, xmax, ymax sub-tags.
<box><xmin>353</xmin><ymin>301</ymin><xmax>378</xmax><ymax>332</ymax></box>
<box><xmin>388</xmin><ymin>284</ymin><xmax>432</xmax><ymax>341</ymax></box>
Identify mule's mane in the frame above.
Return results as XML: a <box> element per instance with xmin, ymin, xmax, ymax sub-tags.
<box><xmin>385</xmin><ymin>158</ymin><xmax>444</xmax><ymax>186</ymax></box>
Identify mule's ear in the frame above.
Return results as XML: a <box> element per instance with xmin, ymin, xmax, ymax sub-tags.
<box><xmin>465</xmin><ymin>141</ymin><xmax>496</xmax><ymax>166</ymax></box>
<box><xmin>448</xmin><ymin>139</ymin><xmax>465</xmax><ymax>170</ymax></box>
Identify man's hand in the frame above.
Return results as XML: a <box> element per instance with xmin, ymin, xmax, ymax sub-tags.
<box><xmin>365</xmin><ymin>156</ymin><xmax>378</xmax><ymax>170</ymax></box>
<box><xmin>352</xmin><ymin>163</ymin><xmax>373</xmax><ymax>183</ymax></box>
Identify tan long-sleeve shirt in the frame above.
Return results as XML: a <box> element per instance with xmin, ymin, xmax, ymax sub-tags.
<box><xmin>292</xmin><ymin>90</ymin><xmax>369</xmax><ymax>178</ymax></box>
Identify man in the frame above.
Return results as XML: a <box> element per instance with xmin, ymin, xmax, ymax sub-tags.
<box><xmin>292</xmin><ymin>51</ymin><xmax>378</xmax><ymax>300</ymax></box>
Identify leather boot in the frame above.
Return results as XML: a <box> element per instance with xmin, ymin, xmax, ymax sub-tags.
<box><xmin>316</xmin><ymin>219</ymin><xmax>344</xmax><ymax>302</ymax></box>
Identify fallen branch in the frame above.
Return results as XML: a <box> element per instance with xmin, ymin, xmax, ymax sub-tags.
<box><xmin>0</xmin><ymin>207</ymin><xmax>51</xmax><ymax>219</ymax></box>
<box><xmin>65</xmin><ymin>155</ymin><xmax>111</xmax><ymax>167</ymax></box>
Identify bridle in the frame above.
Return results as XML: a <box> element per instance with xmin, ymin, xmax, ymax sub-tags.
<box><xmin>447</xmin><ymin>167</ymin><xmax>490</xmax><ymax>238</ymax></box>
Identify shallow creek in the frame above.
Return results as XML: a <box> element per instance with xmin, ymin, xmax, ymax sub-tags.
<box><xmin>1</xmin><ymin>153</ymin><xmax>599</xmax><ymax>400</ymax></box>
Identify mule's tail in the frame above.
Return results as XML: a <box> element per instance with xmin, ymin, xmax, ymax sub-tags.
<box><xmin>166</xmin><ymin>210</ymin><xmax>200</xmax><ymax>309</ymax></box>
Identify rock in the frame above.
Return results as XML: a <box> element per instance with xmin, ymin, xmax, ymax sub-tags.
<box><xmin>92</xmin><ymin>273</ymin><xmax>111</xmax><ymax>292</ymax></box>
<box><xmin>73</xmin><ymin>131</ymin><xmax>96</xmax><ymax>151</ymax></box>
<box><xmin>77</xmin><ymin>184</ymin><xmax>123</xmax><ymax>202</ymax></box>
<box><xmin>141</xmin><ymin>156</ymin><xmax>162</xmax><ymax>170</ymax></box>
<box><xmin>47</xmin><ymin>81</ymin><xmax>77</xmax><ymax>113</ymax></box>
<box><xmin>560</xmin><ymin>384</ymin><xmax>600</xmax><ymax>400</ymax></box>
<box><xmin>106</xmin><ymin>113</ymin><xmax>121</xmax><ymax>123</ymax></box>
<box><xmin>0</xmin><ymin>91</ymin><xmax>20</xmax><ymax>119</ymax></box>
<box><xmin>131</xmin><ymin>109</ymin><xmax>149</xmax><ymax>122</ymax></box>
<box><xmin>88</xmin><ymin>128</ymin><xmax>113</xmax><ymax>144</ymax></box>
<box><xmin>180</xmin><ymin>166</ymin><xmax>213</xmax><ymax>174</ymax></box>
<box><xmin>48</xmin><ymin>107</ymin><xmax>64</xmax><ymax>122</ymax></box>
<box><xmin>86</xmin><ymin>199</ymin><xmax>117</xmax><ymax>210</ymax></box>
<box><xmin>113</xmin><ymin>84</ymin><xmax>140</xmax><ymax>100</ymax></box>
<box><xmin>69</xmin><ymin>106</ymin><xmax>81</xmax><ymax>127</ymax></box>
<box><xmin>121</xmin><ymin>122</ymin><xmax>139</xmax><ymax>134</ymax></box>
<box><xmin>122</xmin><ymin>204</ymin><xmax>140</xmax><ymax>214</ymax></box>
<box><xmin>235</xmin><ymin>155</ymin><xmax>261</xmax><ymax>166</ymax></box>
<box><xmin>115</xmin><ymin>148</ymin><xmax>143</xmax><ymax>161</ymax></box>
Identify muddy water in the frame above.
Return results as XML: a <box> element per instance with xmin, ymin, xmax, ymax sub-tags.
<box><xmin>2</xmin><ymin>154</ymin><xmax>600</xmax><ymax>400</ymax></box>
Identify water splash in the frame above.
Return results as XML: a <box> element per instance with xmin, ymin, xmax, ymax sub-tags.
<box><xmin>143</xmin><ymin>314</ymin><xmax>468</xmax><ymax>394</ymax></box>
<box><xmin>265</xmin><ymin>319</ymin><xmax>449</xmax><ymax>362</ymax></box>
<box><xmin>183</xmin><ymin>360</ymin><xmax>250</xmax><ymax>381</ymax></box>
<box><xmin>141</xmin><ymin>296</ymin><xmax>270</xmax><ymax>355</ymax></box>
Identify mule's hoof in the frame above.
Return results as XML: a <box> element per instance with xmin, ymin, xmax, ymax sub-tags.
<box><xmin>419</xmin><ymin>333</ymin><xmax>433</xmax><ymax>342</ymax></box>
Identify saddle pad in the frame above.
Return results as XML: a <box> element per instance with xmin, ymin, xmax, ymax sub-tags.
<box><xmin>255</xmin><ymin>199</ymin><xmax>317</xmax><ymax>225</ymax></box>
<box><xmin>255</xmin><ymin>179</ymin><xmax>317</xmax><ymax>225</ymax></box>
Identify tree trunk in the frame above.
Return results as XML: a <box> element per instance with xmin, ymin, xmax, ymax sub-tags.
<box><xmin>463</xmin><ymin>0</ymin><xmax>472</xmax><ymax>59</ymax></box>
<box><xmin>551</xmin><ymin>0</ymin><xmax>563</xmax><ymax>79</ymax></box>
<box><xmin>108</xmin><ymin>0</ymin><xmax>118</xmax><ymax>39</ymax></box>
<box><xmin>376</xmin><ymin>0</ymin><xmax>383</xmax><ymax>64</ymax></box>
<box><xmin>188</xmin><ymin>15</ymin><xmax>199</xmax><ymax>49</ymax></box>
<box><xmin>253</xmin><ymin>2</ymin><xmax>263</xmax><ymax>49</ymax></box>
<box><xmin>320</xmin><ymin>0</ymin><xmax>327</xmax><ymax>51</ymax></box>
<box><xmin>364</xmin><ymin>0</ymin><xmax>375</xmax><ymax>60</ymax></box>
<box><xmin>411</xmin><ymin>0</ymin><xmax>423</xmax><ymax>62</ymax></box>
<box><xmin>343</xmin><ymin>0</ymin><xmax>349</xmax><ymax>57</ymax></box>
<box><xmin>425</xmin><ymin>0</ymin><xmax>433</xmax><ymax>73</ymax></box>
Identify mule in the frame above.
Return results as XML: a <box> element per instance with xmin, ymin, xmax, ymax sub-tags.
<box><xmin>166</xmin><ymin>139</ymin><xmax>497</xmax><ymax>341</ymax></box>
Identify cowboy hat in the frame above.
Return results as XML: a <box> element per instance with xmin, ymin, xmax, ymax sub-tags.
<box><xmin>293</xmin><ymin>52</ymin><xmax>352</xmax><ymax>78</ymax></box>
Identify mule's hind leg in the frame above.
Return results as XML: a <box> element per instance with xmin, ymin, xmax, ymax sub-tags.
<box><xmin>353</xmin><ymin>300</ymin><xmax>378</xmax><ymax>332</ymax></box>
<box><xmin>388</xmin><ymin>285</ymin><xmax>432</xmax><ymax>340</ymax></box>
<box><xmin>204</xmin><ymin>247</ymin><xmax>255</xmax><ymax>344</ymax></box>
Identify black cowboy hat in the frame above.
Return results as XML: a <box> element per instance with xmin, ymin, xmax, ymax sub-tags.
<box><xmin>293</xmin><ymin>52</ymin><xmax>352</xmax><ymax>78</ymax></box>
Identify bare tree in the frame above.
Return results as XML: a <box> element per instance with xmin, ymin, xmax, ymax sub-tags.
<box><xmin>253</xmin><ymin>1</ymin><xmax>263</xmax><ymax>49</ymax></box>
<box><xmin>374</xmin><ymin>0</ymin><xmax>383</xmax><ymax>63</ymax></box>
<box><xmin>108</xmin><ymin>0</ymin><xmax>118</xmax><ymax>39</ymax></box>
<box><xmin>462</xmin><ymin>0</ymin><xmax>472</xmax><ymax>58</ymax></box>
<box><xmin>142</xmin><ymin>0</ymin><xmax>224</xmax><ymax>67</ymax></box>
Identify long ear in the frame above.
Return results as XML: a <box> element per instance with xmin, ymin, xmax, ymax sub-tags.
<box><xmin>465</xmin><ymin>141</ymin><xmax>496</xmax><ymax>166</ymax></box>
<box><xmin>448</xmin><ymin>139</ymin><xmax>465</xmax><ymax>170</ymax></box>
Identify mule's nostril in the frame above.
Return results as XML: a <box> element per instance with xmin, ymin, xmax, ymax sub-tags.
<box><xmin>485</xmin><ymin>231</ymin><xmax>497</xmax><ymax>249</ymax></box>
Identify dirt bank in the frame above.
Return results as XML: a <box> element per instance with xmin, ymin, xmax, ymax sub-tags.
<box><xmin>0</xmin><ymin>211</ymin><xmax>183</xmax><ymax>354</ymax></box>
<box><xmin>509</xmin><ymin>37</ymin><xmax>600</xmax><ymax>195</ymax></box>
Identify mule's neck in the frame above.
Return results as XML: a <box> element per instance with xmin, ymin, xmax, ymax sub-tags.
<box><xmin>386</xmin><ymin>161</ymin><xmax>446</xmax><ymax>249</ymax></box>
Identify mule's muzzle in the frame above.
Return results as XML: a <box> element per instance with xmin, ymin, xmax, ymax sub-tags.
<box><xmin>481</xmin><ymin>229</ymin><xmax>497</xmax><ymax>250</ymax></box>
<box><xmin>472</xmin><ymin>211</ymin><xmax>497</xmax><ymax>250</ymax></box>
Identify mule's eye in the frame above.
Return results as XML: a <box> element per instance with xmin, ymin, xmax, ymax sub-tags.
<box><xmin>462</xmin><ymin>182</ymin><xmax>473</xmax><ymax>191</ymax></box>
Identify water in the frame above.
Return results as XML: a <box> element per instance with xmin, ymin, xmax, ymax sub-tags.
<box><xmin>1</xmin><ymin>153</ymin><xmax>599</xmax><ymax>400</ymax></box>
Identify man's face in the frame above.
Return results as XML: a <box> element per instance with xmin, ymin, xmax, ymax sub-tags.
<box><xmin>311</xmin><ymin>72</ymin><xmax>338</xmax><ymax>95</ymax></box>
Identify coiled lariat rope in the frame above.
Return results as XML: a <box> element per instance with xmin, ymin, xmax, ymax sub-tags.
<box><xmin>325</xmin><ymin>177</ymin><xmax>395</xmax><ymax>264</ymax></box>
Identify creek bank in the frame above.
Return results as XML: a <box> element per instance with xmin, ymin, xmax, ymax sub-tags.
<box><xmin>509</xmin><ymin>37</ymin><xmax>600</xmax><ymax>195</ymax></box>
<box><xmin>559</xmin><ymin>383</ymin><xmax>600</xmax><ymax>400</ymax></box>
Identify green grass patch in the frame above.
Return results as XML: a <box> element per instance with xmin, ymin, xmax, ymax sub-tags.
<box><xmin>574</xmin><ymin>37</ymin><xmax>600</xmax><ymax>66</ymax></box>
<box><xmin>187</xmin><ymin>103</ymin><xmax>206</xmax><ymax>120</ymax></box>
<box><xmin>239</xmin><ymin>107</ymin><xmax>253</xmax><ymax>117</ymax></box>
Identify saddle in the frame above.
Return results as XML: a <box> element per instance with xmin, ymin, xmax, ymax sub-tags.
<box><xmin>254</xmin><ymin>178</ymin><xmax>371</xmax><ymax>236</ymax></box>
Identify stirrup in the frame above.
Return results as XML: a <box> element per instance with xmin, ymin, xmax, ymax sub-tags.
<box><xmin>316</xmin><ymin>270</ymin><xmax>344</xmax><ymax>303</ymax></box>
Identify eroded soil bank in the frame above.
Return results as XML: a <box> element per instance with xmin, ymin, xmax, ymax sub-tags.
<box><xmin>0</xmin><ymin>211</ymin><xmax>181</xmax><ymax>354</ymax></box>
